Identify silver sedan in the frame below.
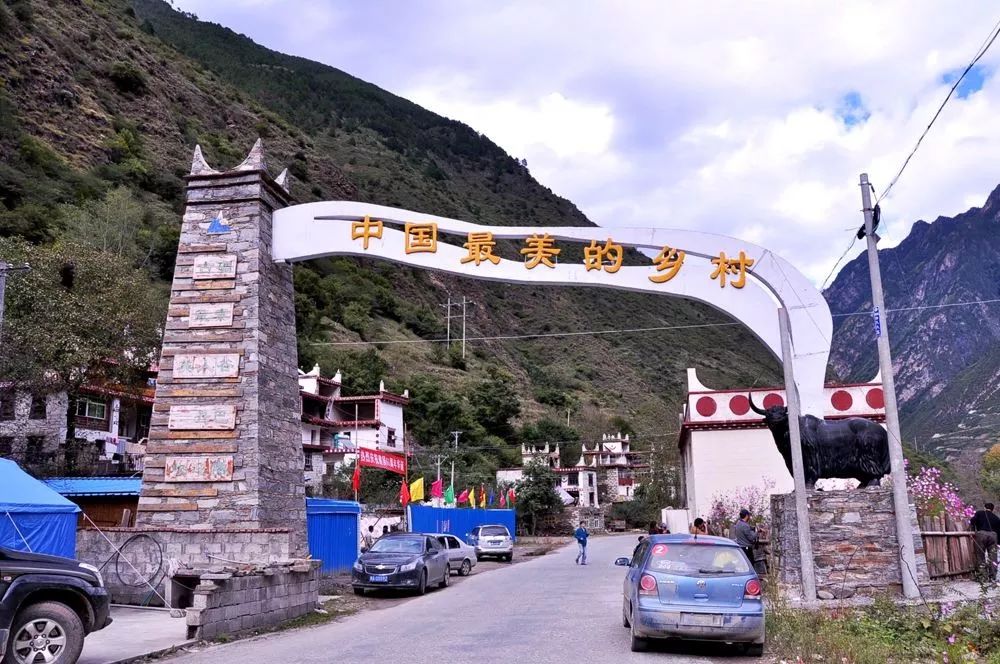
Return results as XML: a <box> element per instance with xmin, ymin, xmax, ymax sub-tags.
<box><xmin>431</xmin><ymin>533</ymin><xmax>478</xmax><ymax>576</ymax></box>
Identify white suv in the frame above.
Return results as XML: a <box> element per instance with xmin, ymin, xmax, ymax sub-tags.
<box><xmin>468</xmin><ymin>524</ymin><xmax>514</xmax><ymax>562</ymax></box>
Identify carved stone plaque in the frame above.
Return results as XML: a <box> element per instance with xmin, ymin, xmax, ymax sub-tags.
<box><xmin>173</xmin><ymin>353</ymin><xmax>240</xmax><ymax>379</ymax></box>
<box><xmin>164</xmin><ymin>455</ymin><xmax>234</xmax><ymax>482</ymax></box>
<box><xmin>188</xmin><ymin>302</ymin><xmax>235</xmax><ymax>328</ymax></box>
<box><xmin>168</xmin><ymin>405</ymin><xmax>237</xmax><ymax>430</ymax></box>
<box><xmin>192</xmin><ymin>253</ymin><xmax>237</xmax><ymax>279</ymax></box>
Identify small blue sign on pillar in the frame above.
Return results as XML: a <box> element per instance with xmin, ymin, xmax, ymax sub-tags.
<box><xmin>872</xmin><ymin>306</ymin><xmax>882</xmax><ymax>338</ymax></box>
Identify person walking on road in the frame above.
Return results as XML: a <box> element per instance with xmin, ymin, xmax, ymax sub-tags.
<box><xmin>574</xmin><ymin>522</ymin><xmax>589</xmax><ymax>565</ymax></box>
<box><xmin>732</xmin><ymin>509</ymin><xmax>759</xmax><ymax>566</ymax></box>
<box><xmin>362</xmin><ymin>525</ymin><xmax>375</xmax><ymax>550</ymax></box>
<box><xmin>970</xmin><ymin>503</ymin><xmax>1000</xmax><ymax>581</ymax></box>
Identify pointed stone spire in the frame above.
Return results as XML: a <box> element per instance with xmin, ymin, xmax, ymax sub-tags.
<box><xmin>190</xmin><ymin>144</ymin><xmax>219</xmax><ymax>176</ymax></box>
<box><xmin>234</xmin><ymin>138</ymin><xmax>268</xmax><ymax>173</ymax></box>
<box><xmin>275</xmin><ymin>168</ymin><xmax>290</xmax><ymax>193</ymax></box>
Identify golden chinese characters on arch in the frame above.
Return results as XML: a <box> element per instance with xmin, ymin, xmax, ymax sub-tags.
<box><xmin>345</xmin><ymin>219</ymin><xmax>755</xmax><ymax>287</ymax></box>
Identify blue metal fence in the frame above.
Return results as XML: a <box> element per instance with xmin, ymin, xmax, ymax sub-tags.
<box><xmin>306</xmin><ymin>498</ymin><xmax>361</xmax><ymax>574</ymax></box>
<box><xmin>409</xmin><ymin>505</ymin><xmax>517</xmax><ymax>542</ymax></box>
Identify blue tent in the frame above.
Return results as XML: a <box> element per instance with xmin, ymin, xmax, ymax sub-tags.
<box><xmin>0</xmin><ymin>459</ymin><xmax>80</xmax><ymax>558</ymax></box>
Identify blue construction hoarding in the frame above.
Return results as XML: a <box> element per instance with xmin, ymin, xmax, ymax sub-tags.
<box><xmin>305</xmin><ymin>498</ymin><xmax>361</xmax><ymax>574</ymax></box>
<box><xmin>409</xmin><ymin>505</ymin><xmax>516</xmax><ymax>542</ymax></box>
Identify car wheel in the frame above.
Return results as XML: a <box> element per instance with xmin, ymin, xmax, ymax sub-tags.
<box><xmin>622</xmin><ymin>601</ymin><xmax>630</xmax><ymax>628</ymax></box>
<box><xmin>353</xmin><ymin>587</ymin><xmax>365</xmax><ymax>596</ymax></box>
<box><xmin>459</xmin><ymin>559</ymin><xmax>472</xmax><ymax>576</ymax></box>
<box><xmin>630</xmin><ymin>608</ymin><xmax>647</xmax><ymax>652</ymax></box>
<box><xmin>439</xmin><ymin>567</ymin><xmax>450</xmax><ymax>589</ymax></box>
<box><xmin>8</xmin><ymin>601</ymin><xmax>85</xmax><ymax>664</ymax></box>
<box><xmin>744</xmin><ymin>642</ymin><xmax>764</xmax><ymax>657</ymax></box>
<box><xmin>416</xmin><ymin>569</ymin><xmax>427</xmax><ymax>596</ymax></box>
<box><xmin>504</xmin><ymin>553</ymin><xmax>513</xmax><ymax>563</ymax></box>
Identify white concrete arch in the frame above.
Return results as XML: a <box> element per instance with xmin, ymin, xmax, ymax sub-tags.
<box><xmin>272</xmin><ymin>201</ymin><xmax>832</xmax><ymax>415</ymax></box>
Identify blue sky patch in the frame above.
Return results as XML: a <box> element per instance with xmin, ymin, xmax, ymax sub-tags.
<box><xmin>837</xmin><ymin>91</ymin><xmax>870</xmax><ymax>127</ymax></box>
<box><xmin>941</xmin><ymin>64</ymin><xmax>989</xmax><ymax>99</ymax></box>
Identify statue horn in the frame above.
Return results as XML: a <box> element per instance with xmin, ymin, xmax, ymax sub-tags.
<box><xmin>748</xmin><ymin>393</ymin><xmax>766</xmax><ymax>416</ymax></box>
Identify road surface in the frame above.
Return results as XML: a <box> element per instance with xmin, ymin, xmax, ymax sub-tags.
<box><xmin>164</xmin><ymin>535</ymin><xmax>759</xmax><ymax>663</ymax></box>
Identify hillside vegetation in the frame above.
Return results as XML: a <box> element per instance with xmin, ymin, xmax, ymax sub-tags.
<box><xmin>0</xmin><ymin>0</ymin><xmax>781</xmax><ymax>498</ymax></box>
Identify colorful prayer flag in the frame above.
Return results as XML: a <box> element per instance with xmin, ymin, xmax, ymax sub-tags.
<box><xmin>445</xmin><ymin>485</ymin><xmax>456</xmax><ymax>504</ymax></box>
<box><xmin>468</xmin><ymin>488</ymin><xmax>477</xmax><ymax>508</ymax></box>
<box><xmin>456</xmin><ymin>488</ymin><xmax>468</xmax><ymax>504</ymax></box>
<box><xmin>410</xmin><ymin>477</ymin><xmax>424</xmax><ymax>502</ymax></box>
<box><xmin>499</xmin><ymin>490</ymin><xmax>507</xmax><ymax>508</ymax></box>
<box><xmin>431</xmin><ymin>479</ymin><xmax>444</xmax><ymax>498</ymax></box>
<box><xmin>488</xmin><ymin>488</ymin><xmax>495</xmax><ymax>506</ymax></box>
<box><xmin>400</xmin><ymin>480</ymin><xmax>411</xmax><ymax>507</ymax></box>
<box><xmin>479</xmin><ymin>485</ymin><xmax>486</xmax><ymax>508</ymax></box>
<box><xmin>507</xmin><ymin>487</ymin><xmax>516</xmax><ymax>505</ymax></box>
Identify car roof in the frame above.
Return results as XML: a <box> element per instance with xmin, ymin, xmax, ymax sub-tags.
<box><xmin>381</xmin><ymin>532</ymin><xmax>427</xmax><ymax>538</ymax></box>
<box><xmin>476</xmin><ymin>524</ymin><xmax>509</xmax><ymax>529</ymax></box>
<box><xmin>643</xmin><ymin>534</ymin><xmax>740</xmax><ymax>547</ymax></box>
<box><xmin>427</xmin><ymin>533</ymin><xmax>460</xmax><ymax>538</ymax></box>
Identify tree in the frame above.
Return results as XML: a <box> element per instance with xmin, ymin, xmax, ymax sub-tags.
<box><xmin>469</xmin><ymin>366</ymin><xmax>520</xmax><ymax>439</ymax></box>
<box><xmin>515</xmin><ymin>461</ymin><xmax>563</xmax><ymax>536</ymax></box>
<box><xmin>0</xmin><ymin>238</ymin><xmax>164</xmax><ymax>444</ymax></box>
<box><xmin>520</xmin><ymin>417</ymin><xmax>581</xmax><ymax>467</ymax></box>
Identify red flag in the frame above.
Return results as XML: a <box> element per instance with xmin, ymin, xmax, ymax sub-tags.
<box><xmin>507</xmin><ymin>487</ymin><xmax>516</xmax><ymax>505</ymax></box>
<box><xmin>351</xmin><ymin>463</ymin><xmax>361</xmax><ymax>493</ymax></box>
<box><xmin>400</xmin><ymin>480</ymin><xmax>411</xmax><ymax>507</ymax></box>
<box><xmin>457</xmin><ymin>488</ymin><xmax>469</xmax><ymax>505</ymax></box>
<box><xmin>499</xmin><ymin>490</ymin><xmax>507</xmax><ymax>508</ymax></box>
<box><xmin>431</xmin><ymin>479</ymin><xmax>444</xmax><ymax>498</ymax></box>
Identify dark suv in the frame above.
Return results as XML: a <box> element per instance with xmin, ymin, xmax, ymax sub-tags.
<box><xmin>0</xmin><ymin>546</ymin><xmax>111</xmax><ymax>664</ymax></box>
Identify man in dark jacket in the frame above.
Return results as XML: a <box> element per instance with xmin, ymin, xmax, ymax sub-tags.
<box><xmin>970</xmin><ymin>503</ymin><xmax>1000</xmax><ymax>581</ymax></box>
<box><xmin>732</xmin><ymin>509</ymin><xmax>759</xmax><ymax>565</ymax></box>
<box><xmin>574</xmin><ymin>523</ymin><xmax>589</xmax><ymax>565</ymax></box>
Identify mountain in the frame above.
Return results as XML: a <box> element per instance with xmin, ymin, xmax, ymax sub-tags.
<box><xmin>0</xmin><ymin>0</ymin><xmax>781</xmax><ymax>491</ymax></box>
<box><xmin>826</xmin><ymin>187</ymin><xmax>1000</xmax><ymax>459</ymax></box>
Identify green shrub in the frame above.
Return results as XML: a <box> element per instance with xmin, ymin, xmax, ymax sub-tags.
<box><xmin>107</xmin><ymin>61</ymin><xmax>148</xmax><ymax>94</ymax></box>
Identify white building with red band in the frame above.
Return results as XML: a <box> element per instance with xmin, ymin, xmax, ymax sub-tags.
<box><xmin>678</xmin><ymin>368</ymin><xmax>886</xmax><ymax>522</ymax></box>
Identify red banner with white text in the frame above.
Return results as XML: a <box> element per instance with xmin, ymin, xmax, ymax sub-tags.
<box><xmin>357</xmin><ymin>448</ymin><xmax>407</xmax><ymax>476</ymax></box>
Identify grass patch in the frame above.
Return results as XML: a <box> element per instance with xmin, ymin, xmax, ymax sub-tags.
<box><xmin>768</xmin><ymin>592</ymin><xmax>1000</xmax><ymax>663</ymax></box>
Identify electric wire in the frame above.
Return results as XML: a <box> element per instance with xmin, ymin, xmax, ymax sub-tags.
<box><xmin>876</xmin><ymin>16</ymin><xmax>1000</xmax><ymax>204</ymax></box>
<box><xmin>306</xmin><ymin>296</ymin><xmax>1000</xmax><ymax>347</ymax></box>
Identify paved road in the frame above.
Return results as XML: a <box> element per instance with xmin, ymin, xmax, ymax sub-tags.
<box><xmin>165</xmin><ymin>535</ymin><xmax>758</xmax><ymax>664</ymax></box>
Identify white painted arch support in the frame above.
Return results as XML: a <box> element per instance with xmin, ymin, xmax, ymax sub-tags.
<box><xmin>272</xmin><ymin>201</ymin><xmax>832</xmax><ymax>415</ymax></box>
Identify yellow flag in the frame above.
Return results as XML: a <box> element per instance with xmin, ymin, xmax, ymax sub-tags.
<box><xmin>468</xmin><ymin>487</ymin><xmax>476</xmax><ymax>507</ymax></box>
<box><xmin>409</xmin><ymin>477</ymin><xmax>425</xmax><ymax>502</ymax></box>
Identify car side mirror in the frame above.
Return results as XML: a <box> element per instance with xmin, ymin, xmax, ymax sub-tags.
<box><xmin>614</xmin><ymin>557</ymin><xmax>630</xmax><ymax>567</ymax></box>
<box><xmin>360</xmin><ymin>546</ymin><xmax>368</xmax><ymax>553</ymax></box>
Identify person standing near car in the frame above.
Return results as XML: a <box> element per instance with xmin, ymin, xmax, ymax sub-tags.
<box><xmin>574</xmin><ymin>522</ymin><xmax>589</xmax><ymax>565</ymax></box>
<box><xmin>362</xmin><ymin>525</ymin><xmax>375</xmax><ymax>550</ymax></box>
<box><xmin>732</xmin><ymin>509</ymin><xmax>759</xmax><ymax>564</ymax></box>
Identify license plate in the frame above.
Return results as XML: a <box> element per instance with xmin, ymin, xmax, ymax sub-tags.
<box><xmin>370</xmin><ymin>575</ymin><xmax>388</xmax><ymax>583</ymax></box>
<box><xmin>681</xmin><ymin>613</ymin><xmax>721</xmax><ymax>627</ymax></box>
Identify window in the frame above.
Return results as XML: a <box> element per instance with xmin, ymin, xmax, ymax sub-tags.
<box><xmin>387</xmin><ymin>428</ymin><xmax>396</xmax><ymax>447</ymax></box>
<box><xmin>310</xmin><ymin>429</ymin><xmax>319</xmax><ymax>445</ymax></box>
<box><xmin>447</xmin><ymin>537</ymin><xmax>461</xmax><ymax>549</ymax></box>
<box><xmin>29</xmin><ymin>396</ymin><xmax>46</xmax><ymax>420</ymax></box>
<box><xmin>0</xmin><ymin>436</ymin><xmax>13</xmax><ymax>455</ymax></box>
<box><xmin>0</xmin><ymin>397</ymin><xmax>14</xmax><ymax>421</ymax></box>
<box><xmin>304</xmin><ymin>453</ymin><xmax>314</xmax><ymax>471</ymax></box>
<box><xmin>75</xmin><ymin>398</ymin><xmax>107</xmax><ymax>420</ymax></box>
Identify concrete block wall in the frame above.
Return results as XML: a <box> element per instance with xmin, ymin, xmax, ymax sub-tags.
<box><xmin>76</xmin><ymin>527</ymin><xmax>294</xmax><ymax>606</ymax></box>
<box><xmin>771</xmin><ymin>488</ymin><xmax>929</xmax><ymax>599</ymax></box>
<box><xmin>186</xmin><ymin>566</ymin><xmax>319</xmax><ymax>640</ymax></box>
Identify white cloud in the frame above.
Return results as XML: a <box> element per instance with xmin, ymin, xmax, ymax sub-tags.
<box><xmin>171</xmin><ymin>0</ymin><xmax>1000</xmax><ymax>288</ymax></box>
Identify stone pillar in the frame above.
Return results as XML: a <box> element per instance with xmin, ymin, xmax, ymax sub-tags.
<box><xmin>137</xmin><ymin>141</ymin><xmax>307</xmax><ymax>555</ymax></box>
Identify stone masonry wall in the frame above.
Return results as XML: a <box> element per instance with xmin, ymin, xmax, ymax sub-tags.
<box><xmin>771</xmin><ymin>488</ymin><xmax>928</xmax><ymax>599</ymax></box>
<box><xmin>185</xmin><ymin>564</ymin><xmax>319</xmax><ymax>640</ymax></box>
<box><xmin>0</xmin><ymin>391</ymin><xmax>68</xmax><ymax>462</ymax></box>
<box><xmin>76</xmin><ymin>526</ymin><xmax>294</xmax><ymax>606</ymax></box>
<box><xmin>137</xmin><ymin>142</ymin><xmax>307</xmax><ymax>556</ymax></box>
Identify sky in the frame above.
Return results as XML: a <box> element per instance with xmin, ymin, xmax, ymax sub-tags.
<box><xmin>171</xmin><ymin>1</ymin><xmax>1000</xmax><ymax>286</ymax></box>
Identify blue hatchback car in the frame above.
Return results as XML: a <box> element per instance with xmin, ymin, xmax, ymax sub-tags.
<box><xmin>615</xmin><ymin>533</ymin><xmax>764</xmax><ymax>656</ymax></box>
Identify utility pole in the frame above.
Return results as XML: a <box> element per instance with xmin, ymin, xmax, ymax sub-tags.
<box><xmin>859</xmin><ymin>172</ymin><xmax>920</xmax><ymax>599</ymax></box>
<box><xmin>460</xmin><ymin>296</ymin><xmax>475</xmax><ymax>359</ymax></box>
<box><xmin>778</xmin><ymin>307</ymin><xmax>816</xmax><ymax>601</ymax></box>
<box><xmin>449</xmin><ymin>430</ymin><xmax>462</xmax><ymax>490</ymax></box>
<box><xmin>439</xmin><ymin>296</ymin><xmax>452</xmax><ymax>348</ymax></box>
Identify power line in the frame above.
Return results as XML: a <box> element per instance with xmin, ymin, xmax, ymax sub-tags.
<box><xmin>306</xmin><ymin>296</ymin><xmax>1000</xmax><ymax>347</ymax></box>
<box><xmin>820</xmin><ymin>236</ymin><xmax>858</xmax><ymax>291</ymax></box>
<box><xmin>876</xmin><ymin>16</ymin><xmax>1000</xmax><ymax>203</ymax></box>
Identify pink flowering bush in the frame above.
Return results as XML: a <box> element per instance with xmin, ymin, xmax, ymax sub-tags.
<box><xmin>707</xmin><ymin>478</ymin><xmax>775</xmax><ymax>536</ymax></box>
<box><xmin>907</xmin><ymin>466</ymin><xmax>975</xmax><ymax>522</ymax></box>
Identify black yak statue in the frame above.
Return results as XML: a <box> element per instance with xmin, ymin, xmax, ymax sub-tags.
<box><xmin>748</xmin><ymin>394</ymin><xmax>890</xmax><ymax>489</ymax></box>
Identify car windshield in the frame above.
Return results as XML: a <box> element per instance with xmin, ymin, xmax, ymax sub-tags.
<box><xmin>481</xmin><ymin>526</ymin><xmax>508</xmax><ymax>536</ymax></box>
<box><xmin>645</xmin><ymin>543</ymin><xmax>750</xmax><ymax>577</ymax></box>
<box><xmin>368</xmin><ymin>537</ymin><xmax>424</xmax><ymax>554</ymax></box>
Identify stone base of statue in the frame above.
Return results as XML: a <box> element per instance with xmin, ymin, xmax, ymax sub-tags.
<box><xmin>770</xmin><ymin>488</ymin><xmax>929</xmax><ymax>599</ymax></box>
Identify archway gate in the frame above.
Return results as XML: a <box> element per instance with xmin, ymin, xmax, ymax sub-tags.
<box><xmin>137</xmin><ymin>141</ymin><xmax>909</xmax><ymax>600</ymax></box>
